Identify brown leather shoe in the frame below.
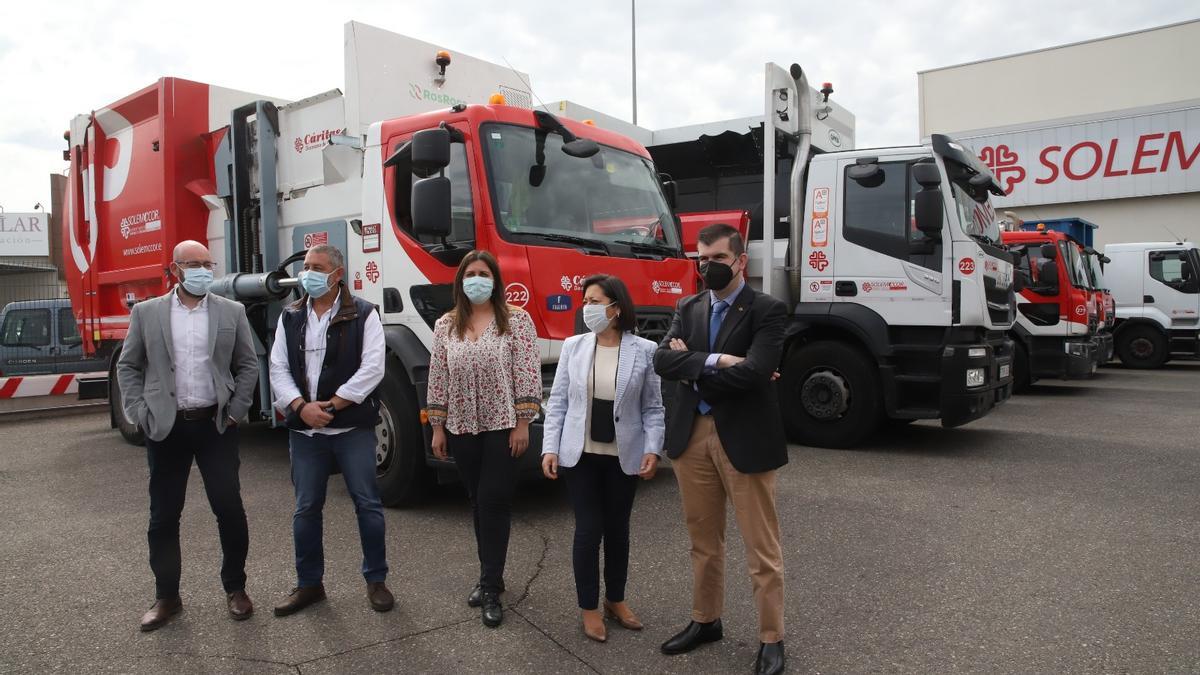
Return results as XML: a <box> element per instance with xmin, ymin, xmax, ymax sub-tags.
<box><xmin>603</xmin><ymin>600</ymin><xmax>644</xmax><ymax>631</ymax></box>
<box><xmin>582</xmin><ymin>608</ymin><xmax>607</xmax><ymax>642</ymax></box>
<box><xmin>139</xmin><ymin>597</ymin><xmax>182</xmax><ymax>632</ymax></box>
<box><xmin>227</xmin><ymin>590</ymin><xmax>253</xmax><ymax>620</ymax></box>
<box><xmin>273</xmin><ymin>585</ymin><xmax>326</xmax><ymax>617</ymax></box>
<box><xmin>367</xmin><ymin>582</ymin><xmax>394</xmax><ymax>612</ymax></box>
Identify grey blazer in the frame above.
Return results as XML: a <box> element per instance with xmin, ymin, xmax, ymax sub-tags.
<box><xmin>116</xmin><ymin>290</ymin><xmax>259</xmax><ymax>442</ymax></box>
<box><xmin>542</xmin><ymin>331</ymin><xmax>666</xmax><ymax>476</ymax></box>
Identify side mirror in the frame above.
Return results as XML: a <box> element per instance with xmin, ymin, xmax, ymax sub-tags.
<box><xmin>660</xmin><ymin>173</ymin><xmax>678</xmax><ymax>210</ymax></box>
<box><xmin>847</xmin><ymin>159</ymin><xmax>883</xmax><ymax>187</ymax></box>
<box><xmin>1040</xmin><ymin>243</ymin><xmax>1058</xmax><ymax>260</ymax></box>
<box><xmin>411</xmin><ymin>128</ymin><xmax>451</xmax><ymax>174</ymax></box>
<box><xmin>914</xmin><ymin>188</ymin><xmax>944</xmax><ymax>237</ymax></box>
<box><xmin>562</xmin><ymin>138</ymin><xmax>600</xmax><ymax>158</ymax></box>
<box><xmin>911</xmin><ymin>162</ymin><xmax>941</xmax><ymax>188</ymax></box>
<box><xmin>412</xmin><ymin>176</ymin><xmax>452</xmax><ymax>238</ymax></box>
<box><xmin>1038</xmin><ymin>259</ymin><xmax>1060</xmax><ymax>291</ymax></box>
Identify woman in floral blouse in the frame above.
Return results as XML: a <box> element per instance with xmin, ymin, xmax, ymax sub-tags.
<box><xmin>426</xmin><ymin>250</ymin><xmax>542</xmax><ymax>628</ymax></box>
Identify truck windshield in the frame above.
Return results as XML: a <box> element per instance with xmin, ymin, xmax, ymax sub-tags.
<box><xmin>481</xmin><ymin>123</ymin><xmax>681</xmax><ymax>253</ymax></box>
<box><xmin>1062</xmin><ymin>242</ymin><xmax>1090</xmax><ymax>289</ymax></box>
<box><xmin>1085</xmin><ymin>253</ymin><xmax>1106</xmax><ymax>290</ymax></box>
<box><xmin>949</xmin><ymin>183</ymin><xmax>1002</xmax><ymax>246</ymax></box>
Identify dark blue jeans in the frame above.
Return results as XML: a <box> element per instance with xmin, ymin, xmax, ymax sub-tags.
<box><xmin>289</xmin><ymin>428</ymin><xmax>387</xmax><ymax>587</ymax></box>
<box><xmin>561</xmin><ymin>452</ymin><xmax>638</xmax><ymax>610</ymax></box>
<box><xmin>146</xmin><ymin>418</ymin><xmax>248</xmax><ymax>600</ymax></box>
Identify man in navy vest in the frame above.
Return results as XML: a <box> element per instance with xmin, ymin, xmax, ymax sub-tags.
<box><xmin>268</xmin><ymin>243</ymin><xmax>392</xmax><ymax>616</ymax></box>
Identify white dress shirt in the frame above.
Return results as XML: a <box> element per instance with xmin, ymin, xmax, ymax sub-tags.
<box><xmin>171</xmin><ymin>290</ymin><xmax>217</xmax><ymax>410</ymax></box>
<box><xmin>268</xmin><ymin>292</ymin><xmax>386</xmax><ymax>437</ymax></box>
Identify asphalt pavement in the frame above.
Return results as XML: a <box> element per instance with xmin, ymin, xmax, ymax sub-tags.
<box><xmin>1</xmin><ymin>362</ymin><xmax>1197</xmax><ymax>674</ymax></box>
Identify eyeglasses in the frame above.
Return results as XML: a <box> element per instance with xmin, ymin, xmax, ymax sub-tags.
<box><xmin>175</xmin><ymin>261</ymin><xmax>217</xmax><ymax>270</ymax></box>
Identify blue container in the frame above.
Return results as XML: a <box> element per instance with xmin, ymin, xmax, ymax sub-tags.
<box><xmin>1019</xmin><ymin>218</ymin><xmax>1098</xmax><ymax>248</ymax></box>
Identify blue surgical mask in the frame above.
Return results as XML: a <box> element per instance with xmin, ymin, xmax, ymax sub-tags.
<box><xmin>462</xmin><ymin>276</ymin><xmax>494</xmax><ymax>305</ymax></box>
<box><xmin>583</xmin><ymin>302</ymin><xmax>614</xmax><ymax>334</ymax></box>
<box><xmin>180</xmin><ymin>267</ymin><xmax>213</xmax><ymax>296</ymax></box>
<box><xmin>299</xmin><ymin>270</ymin><xmax>333</xmax><ymax>298</ymax></box>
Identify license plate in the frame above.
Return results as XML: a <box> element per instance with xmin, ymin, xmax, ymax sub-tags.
<box><xmin>999</xmin><ymin>364</ymin><xmax>1011</xmax><ymax>379</ymax></box>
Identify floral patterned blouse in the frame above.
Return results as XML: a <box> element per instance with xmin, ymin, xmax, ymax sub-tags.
<box><xmin>426</xmin><ymin>308</ymin><xmax>542</xmax><ymax>435</ymax></box>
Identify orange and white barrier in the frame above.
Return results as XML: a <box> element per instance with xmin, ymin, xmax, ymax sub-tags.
<box><xmin>0</xmin><ymin>372</ymin><xmax>105</xmax><ymax>399</ymax></box>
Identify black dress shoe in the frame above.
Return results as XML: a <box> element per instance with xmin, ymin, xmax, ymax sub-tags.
<box><xmin>755</xmin><ymin>641</ymin><xmax>786</xmax><ymax>675</ymax></box>
<box><xmin>467</xmin><ymin>583</ymin><xmax>483</xmax><ymax>608</ymax></box>
<box><xmin>661</xmin><ymin>619</ymin><xmax>723</xmax><ymax>655</ymax></box>
<box><xmin>481</xmin><ymin>591</ymin><xmax>503</xmax><ymax>628</ymax></box>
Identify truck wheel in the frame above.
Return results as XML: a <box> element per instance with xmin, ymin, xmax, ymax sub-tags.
<box><xmin>779</xmin><ymin>341</ymin><xmax>882</xmax><ymax>448</ymax></box>
<box><xmin>108</xmin><ymin>352</ymin><xmax>144</xmax><ymax>446</ymax></box>
<box><xmin>1012</xmin><ymin>342</ymin><xmax>1032</xmax><ymax>394</ymax></box>
<box><xmin>375</xmin><ymin>358</ymin><xmax>429</xmax><ymax>507</ymax></box>
<box><xmin>1116</xmin><ymin>325</ymin><xmax>1168</xmax><ymax>369</ymax></box>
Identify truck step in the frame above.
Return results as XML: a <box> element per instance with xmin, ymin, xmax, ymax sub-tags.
<box><xmin>891</xmin><ymin>407</ymin><xmax>940</xmax><ymax>419</ymax></box>
<box><xmin>892</xmin><ymin>373</ymin><xmax>941</xmax><ymax>383</ymax></box>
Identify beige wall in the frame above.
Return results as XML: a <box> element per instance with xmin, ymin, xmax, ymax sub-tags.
<box><xmin>1004</xmin><ymin>191</ymin><xmax>1200</xmax><ymax>250</ymax></box>
<box><xmin>919</xmin><ymin>20</ymin><xmax>1200</xmax><ymax>137</ymax></box>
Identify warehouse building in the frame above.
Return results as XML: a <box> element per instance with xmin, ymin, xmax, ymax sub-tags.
<box><xmin>918</xmin><ymin>19</ymin><xmax>1200</xmax><ymax>248</ymax></box>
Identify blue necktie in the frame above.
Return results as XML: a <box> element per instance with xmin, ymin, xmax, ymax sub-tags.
<box><xmin>698</xmin><ymin>300</ymin><xmax>729</xmax><ymax>414</ymax></box>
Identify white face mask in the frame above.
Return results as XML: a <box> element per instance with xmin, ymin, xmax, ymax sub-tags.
<box><xmin>582</xmin><ymin>302</ymin><xmax>615</xmax><ymax>334</ymax></box>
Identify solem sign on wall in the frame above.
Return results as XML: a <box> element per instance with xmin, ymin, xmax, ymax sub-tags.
<box><xmin>0</xmin><ymin>213</ymin><xmax>50</xmax><ymax>257</ymax></box>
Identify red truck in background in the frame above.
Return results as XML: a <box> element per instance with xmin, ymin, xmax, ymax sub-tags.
<box><xmin>1003</xmin><ymin>227</ymin><xmax>1099</xmax><ymax>391</ymax></box>
<box><xmin>61</xmin><ymin>23</ymin><xmax>693</xmax><ymax>505</ymax></box>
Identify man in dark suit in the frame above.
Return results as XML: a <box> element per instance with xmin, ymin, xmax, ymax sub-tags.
<box><xmin>654</xmin><ymin>223</ymin><xmax>788</xmax><ymax>675</ymax></box>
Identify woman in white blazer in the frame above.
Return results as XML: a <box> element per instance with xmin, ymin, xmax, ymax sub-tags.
<box><xmin>542</xmin><ymin>274</ymin><xmax>666</xmax><ymax>643</ymax></box>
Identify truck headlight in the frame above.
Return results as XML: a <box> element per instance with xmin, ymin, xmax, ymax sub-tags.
<box><xmin>968</xmin><ymin>347</ymin><xmax>987</xmax><ymax>358</ymax></box>
<box><xmin>1064</xmin><ymin>342</ymin><xmax>1086</xmax><ymax>356</ymax></box>
<box><xmin>966</xmin><ymin>368</ymin><xmax>986</xmax><ymax>387</ymax></box>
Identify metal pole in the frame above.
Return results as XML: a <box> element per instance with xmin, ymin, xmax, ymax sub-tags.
<box><xmin>631</xmin><ymin>0</ymin><xmax>637</xmax><ymax>126</ymax></box>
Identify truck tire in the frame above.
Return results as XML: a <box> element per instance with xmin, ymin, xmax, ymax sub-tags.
<box><xmin>1116</xmin><ymin>325</ymin><xmax>1168</xmax><ymax>369</ymax></box>
<box><xmin>1012</xmin><ymin>341</ymin><xmax>1032</xmax><ymax>394</ymax></box>
<box><xmin>375</xmin><ymin>357</ymin><xmax>429</xmax><ymax>507</ymax></box>
<box><xmin>108</xmin><ymin>351</ymin><xmax>145</xmax><ymax>446</ymax></box>
<box><xmin>779</xmin><ymin>341</ymin><xmax>882</xmax><ymax>448</ymax></box>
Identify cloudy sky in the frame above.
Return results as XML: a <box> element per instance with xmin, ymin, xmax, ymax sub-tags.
<box><xmin>0</xmin><ymin>0</ymin><xmax>1194</xmax><ymax>211</ymax></box>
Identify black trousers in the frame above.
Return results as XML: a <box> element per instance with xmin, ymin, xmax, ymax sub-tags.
<box><xmin>145</xmin><ymin>416</ymin><xmax>248</xmax><ymax>599</ymax></box>
<box><xmin>449</xmin><ymin>429</ymin><xmax>518</xmax><ymax>594</ymax></box>
<box><xmin>561</xmin><ymin>453</ymin><xmax>639</xmax><ymax>610</ymax></box>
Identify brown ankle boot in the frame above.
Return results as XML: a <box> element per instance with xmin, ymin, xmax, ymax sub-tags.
<box><xmin>227</xmin><ymin>591</ymin><xmax>253</xmax><ymax>620</ymax></box>
<box><xmin>603</xmin><ymin>600</ymin><xmax>644</xmax><ymax>630</ymax></box>
<box><xmin>582</xmin><ymin>608</ymin><xmax>607</xmax><ymax>642</ymax></box>
<box><xmin>273</xmin><ymin>585</ymin><xmax>326</xmax><ymax>617</ymax></box>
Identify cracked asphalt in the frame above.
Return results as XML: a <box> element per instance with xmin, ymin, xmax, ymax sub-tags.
<box><xmin>1</xmin><ymin>362</ymin><xmax>1198</xmax><ymax>674</ymax></box>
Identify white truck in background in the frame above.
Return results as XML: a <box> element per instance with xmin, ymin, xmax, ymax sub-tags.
<box><xmin>1103</xmin><ymin>241</ymin><xmax>1200</xmax><ymax>368</ymax></box>
<box><xmin>650</xmin><ymin>63</ymin><xmax>1017</xmax><ymax>447</ymax></box>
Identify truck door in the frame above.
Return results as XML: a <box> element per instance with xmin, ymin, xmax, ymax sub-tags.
<box><xmin>1148</xmin><ymin>248</ymin><xmax>1200</xmax><ymax>328</ymax></box>
<box><xmin>832</xmin><ymin>157</ymin><xmax>947</xmax><ymax>325</ymax></box>
<box><xmin>53</xmin><ymin>304</ymin><xmax>92</xmax><ymax>374</ymax></box>
<box><xmin>381</xmin><ymin>123</ymin><xmax>479</xmax><ymax>319</ymax></box>
<box><xmin>0</xmin><ymin>304</ymin><xmax>54</xmax><ymax>376</ymax></box>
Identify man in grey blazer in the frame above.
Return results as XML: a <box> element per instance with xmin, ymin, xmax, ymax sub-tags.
<box><xmin>117</xmin><ymin>240</ymin><xmax>259</xmax><ymax>632</ymax></box>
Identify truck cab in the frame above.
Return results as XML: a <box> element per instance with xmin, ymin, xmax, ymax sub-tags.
<box><xmin>651</xmin><ymin>64</ymin><xmax>1015</xmax><ymax>447</ymax></box>
<box><xmin>1002</xmin><ymin>229</ymin><xmax>1098</xmax><ymax>390</ymax></box>
<box><xmin>1104</xmin><ymin>241</ymin><xmax>1200</xmax><ymax>368</ymax></box>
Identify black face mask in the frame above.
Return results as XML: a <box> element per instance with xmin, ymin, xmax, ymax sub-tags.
<box><xmin>699</xmin><ymin>260</ymin><xmax>735</xmax><ymax>290</ymax></box>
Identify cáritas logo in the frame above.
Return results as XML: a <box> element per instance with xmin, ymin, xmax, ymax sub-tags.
<box><xmin>293</xmin><ymin>128</ymin><xmax>347</xmax><ymax>154</ymax></box>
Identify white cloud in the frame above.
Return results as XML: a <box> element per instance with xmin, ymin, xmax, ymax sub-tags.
<box><xmin>0</xmin><ymin>0</ymin><xmax>1194</xmax><ymax>210</ymax></box>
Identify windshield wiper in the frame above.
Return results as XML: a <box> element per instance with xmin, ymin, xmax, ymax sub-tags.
<box><xmin>968</xmin><ymin>233</ymin><xmax>999</xmax><ymax>248</ymax></box>
<box><xmin>514</xmin><ymin>232</ymin><xmax>610</xmax><ymax>255</ymax></box>
<box><xmin>614</xmin><ymin>239</ymin><xmax>680</xmax><ymax>256</ymax></box>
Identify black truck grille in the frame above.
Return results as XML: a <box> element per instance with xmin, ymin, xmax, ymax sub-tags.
<box><xmin>983</xmin><ymin>276</ymin><xmax>1014</xmax><ymax>325</ymax></box>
